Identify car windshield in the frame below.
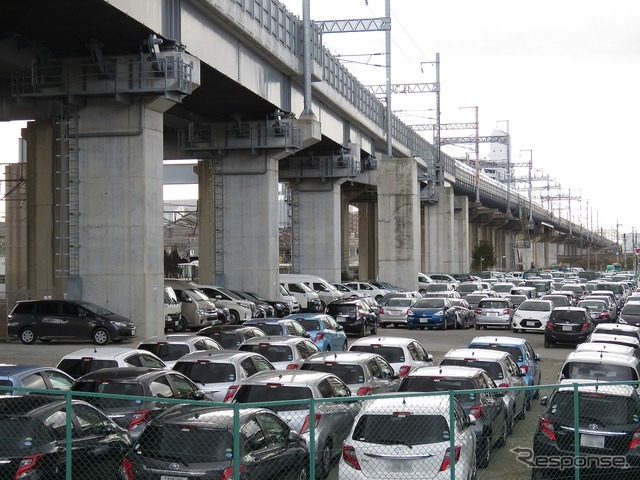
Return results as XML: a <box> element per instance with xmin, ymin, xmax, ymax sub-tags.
<box><xmin>77</xmin><ymin>301</ymin><xmax>114</xmax><ymax>316</ymax></box>
<box><xmin>300</xmin><ymin>363</ymin><xmax>365</xmax><ymax>384</ymax></box>
<box><xmin>72</xmin><ymin>381</ymin><xmax>144</xmax><ymax>408</ymax></box>
<box><xmin>295</xmin><ymin>319</ymin><xmax>321</xmax><ymax>331</ymax></box>
<box><xmin>518</xmin><ymin>301</ymin><xmax>551</xmax><ymax>312</ymax></box>
<box><xmin>440</xmin><ymin>359</ymin><xmax>503</xmax><ymax>380</ymax></box>
<box><xmin>350</xmin><ymin>346</ymin><xmax>405</xmax><ymax>363</ymax></box>
<box><xmin>0</xmin><ymin>418</ymin><xmax>38</xmax><ymax>453</ymax></box>
<box><xmin>57</xmin><ymin>359</ymin><xmax>118</xmax><ymax>378</ymax></box>
<box><xmin>414</xmin><ymin>299</ymin><xmax>445</xmax><ymax>308</ymax></box>
<box><xmin>173</xmin><ymin>362</ymin><xmax>236</xmax><ymax>384</ymax></box>
<box><xmin>493</xmin><ymin>284</ymin><xmax>513</xmax><ymax>293</ymax></box>
<box><xmin>190</xmin><ymin>289</ymin><xmax>210</xmax><ymax>301</ymax></box>
<box><xmin>562</xmin><ymin>361</ymin><xmax>637</xmax><ymax>381</ymax></box>
<box><xmin>479</xmin><ymin>301</ymin><xmax>507</xmax><ymax>309</ymax></box>
<box><xmin>352</xmin><ymin>414</ymin><xmax>449</xmax><ymax>445</ymax></box>
<box><xmin>623</xmin><ymin>304</ymin><xmax>640</xmax><ymax>315</ymax></box>
<box><xmin>234</xmin><ymin>385</ymin><xmax>312</xmax><ymax>411</ymax></box>
<box><xmin>136</xmin><ymin>424</ymin><xmax>233</xmax><ymax>463</ymax></box>
<box><xmin>548</xmin><ymin>391</ymin><xmax>638</xmax><ymax>426</ymax></box>
<box><xmin>397</xmin><ymin>377</ymin><xmax>477</xmax><ymax>402</ymax></box>
<box><xmin>387</xmin><ymin>298</ymin><xmax>414</xmax><ymax>307</ymax></box>
<box><xmin>469</xmin><ymin>344</ymin><xmax>523</xmax><ymax>363</ymax></box>
<box><xmin>138</xmin><ymin>344</ymin><xmax>190</xmax><ymax>361</ymax></box>
<box><xmin>456</xmin><ymin>284</ymin><xmax>478</xmax><ymax>293</ymax></box>
<box><xmin>239</xmin><ymin>345</ymin><xmax>293</xmax><ymax>364</ymax></box>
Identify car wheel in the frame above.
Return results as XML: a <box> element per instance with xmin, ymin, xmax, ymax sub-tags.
<box><xmin>475</xmin><ymin>323</ymin><xmax>480</xmax><ymax>330</ymax></box>
<box><xmin>381</xmin><ymin>322</ymin><xmax>387</xmax><ymax>328</ymax></box>
<box><xmin>358</xmin><ymin>324</ymin><xmax>366</xmax><ymax>338</ymax></box>
<box><xmin>407</xmin><ymin>325</ymin><xmax>414</xmax><ymax>331</ymax></box>
<box><xmin>477</xmin><ymin>436</ymin><xmax>491</xmax><ymax>468</ymax></box>
<box><xmin>506</xmin><ymin>411</ymin><xmax>515</xmax><ymax>436</ymax></box>
<box><xmin>342</xmin><ymin>341</ymin><xmax>348</xmax><ymax>351</ymax></box>
<box><xmin>518</xmin><ymin>399</ymin><xmax>527</xmax><ymax>420</ymax></box>
<box><xmin>228</xmin><ymin>310</ymin><xmax>240</xmax><ymax>325</ymax></box>
<box><xmin>20</xmin><ymin>327</ymin><xmax>37</xmax><ymax>345</ymax></box>
<box><xmin>544</xmin><ymin>338</ymin><xmax>551</xmax><ymax>348</ymax></box>
<box><xmin>297</xmin><ymin>464</ymin><xmax>309</xmax><ymax>480</ymax></box>
<box><xmin>512</xmin><ymin>328</ymin><xmax>521</xmax><ymax>333</ymax></box>
<box><xmin>93</xmin><ymin>327</ymin><xmax>110</xmax><ymax>345</ymax></box>
<box><xmin>319</xmin><ymin>300</ymin><xmax>327</xmax><ymax>310</ymax></box>
<box><xmin>526</xmin><ymin>394</ymin><xmax>532</xmax><ymax>411</ymax></box>
<box><xmin>371</xmin><ymin>322</ymin><xmax>378</xmax><ymax>335</ymax></box>
<box><xmin>174</xmin><ymin>316</ymin><xmax>189</xmax><ymax>332</ymax></box>
<box><xmin>319</xmin><ymin>440</ymin><xmax>333</xmax><ymax>478</ymax></box>
<box><xmin>496</xmin><ymin>418</ymin><xmax>508</xmax><ymax>448</ymax></box>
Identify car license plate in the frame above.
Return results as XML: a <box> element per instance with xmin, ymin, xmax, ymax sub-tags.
<box><xmin>337</xmin><ymin>316</ymin><xmax>347</xmax><ymax>323</ymax></box>
<box><xmin>580</xmin><ymin>434</ymin><xmax>604</xmax><ymax>448</ymax></box>
<box><xmin>131</xmin><ymin>328</ymin><xmax>136</xmax><ymax>336</ymax></box>
<box><xmin>526</xmin><ymin>321</ymin><xmax>537</xmax><ymax>327</ymax></box>
<box><xmin>161</xmin><ymin>476</ymin><xmax>188</xmax><ymax>480</ymax></box>
<box><xmin>561</xmin><ymin>325</ymin><xmax>573</xmax><ymax>331</ymax></box>
<box><xmin>488</xmin><ymin>312</ymin><xmax>499</xmax><ymax>316</ymax></box>
<box><xmin>387</xmin><ymin>460</ymin><xmax>412</xmax><ymax>472</ymax></box>
<box><xmin>420</xmin><ymin>319</ymin><xmax>429</xmax><ymax>323</ymax></box>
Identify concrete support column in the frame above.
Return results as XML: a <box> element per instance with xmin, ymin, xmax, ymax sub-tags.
<box><xmin>198</xmin><ymin>152</ymin><xmax>280</xmax><ymax>297</ymax></box>
<box><xmin>295</xmin><ymin>180</ymin><xmax>343</xmax><ymax>282</ymax></box>
<box><xmin>357</xmin><ymin>202</ymin><xmax>377</xmax><ymax>281</ymax></box>
<box><xmin>76</xmin><ymin>98</ymin><xmax>166</xmax><ymax>339</ymax></box>
<box><xmin>424</xmin><ymin>186</ymin><xmax>455</xmax><ymax>274</ymax></box>
<box><xmin>340</xmin><ymin>194</ymin><xmax>352</xmax><ymax>280</ymax></box>
<box><xmin>452</xmin><ymin>195</ymin><xmax>470</xmax><ymax>273</ymax></box>
<box><xmin>377</xmin><ymin>158</ymin><xmax>420</xmax><ymax>290</ymax></box>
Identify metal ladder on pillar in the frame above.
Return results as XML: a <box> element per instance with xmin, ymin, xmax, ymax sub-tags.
<box><xmin>54</xmin><ymin>106</ymin><xmax>80</xmax><ymax>278</ymax></box>
<box><xmin>213</xmin><ymin>158</ymin><xmax>224</xmax><ymax>280</ymax></box>
<box><xmin>290</xmin><ymin>182</ymin><xmax>301</xmax><ymax>274</ymax></box>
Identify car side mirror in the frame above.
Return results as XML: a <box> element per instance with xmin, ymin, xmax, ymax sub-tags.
<box><xmin>336</xmin><ymin>325</ymin><xmax>344</xmax><ymax>331</ymax></box>
<box><xmin>519</xmin><ymin>367</ymin><xmax>526</xmax><ymax>377</ymax></box>
<box><xmin>304</xmin><ymin>332</ymin><xmax>311</xmax><ymax>338</ymax></box>
<box><xmin>468</xmin><ymin>414</ymin><xmax>477</xmax><ymax>425</ymax></box>
<box><xmin>427</xmin><ymin>354</ymin><xmax>433</xmax><ymax>362</ymax></box>
<box><xmin>535</xmin><ymin>353</ymin><xmax>541</xmax><ymax>361</ymax></box>
<box><xmin>391</xmin><ymin>373</ymin><xmax>400</xmax><ymax>380</ymax></box>
<box><xmin>540</xmin><ymin>396</ymin><xmax>548</xmax><ymax>407</ymax></box>
<box><xmin>288</xmin><ymin>430</ymin><xmax>304</xmax><ymax>445</ymax></box>
<box><xmin>194</xmin><ymin>390</ymin><xmax>206</xmax><ymax>400</ymax></box>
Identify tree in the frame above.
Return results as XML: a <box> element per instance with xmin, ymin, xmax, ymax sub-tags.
<box><xmin>472</xmin><ymin>241</ymin><xmax>496</xmax><ymax>271</ymax></box>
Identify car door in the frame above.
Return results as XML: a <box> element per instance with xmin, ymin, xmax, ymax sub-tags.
<box><xmin>325</xmin><ymin>376</ymin><xmax>360</xmax><ymax>439</ymax></box>
<box><xmin>373</xmin><ymin>357</ymin><xmax>398</xmax><ymax>392</ymax></box>
<box><xmin>35</xmin><ymin>301</ymin><xmax>64</xmax><ymax>338</ymax></box>
<box><xmin>256</xmin><ymin>412</ymin><xmax>304</xmax><ymax>479</ymax></box>
<box><xmin>167</xmin><ymin>372</ymin><xmax>201</xmax><ymax>400</ymax></box>
<box><xmin>505</xmin><ymin>356</ymin><xmax>525</xmax><ymax>412</ymax></box>
<box><xmin>525</xmin><ymin>342</ymin><xmax>541</xmax><ymax>386</ymax></box>
<box><xmin>478</xmin><ymin>373</ymin><xmax>506</xmax><ymax>445</ymax></box>
<box><xmin>62</xmin><ymin>302</ymin><xmax>95</xmax><ymax>340</ymax></box>
<box><xmin>322</xmin><ymin>317</ymin><xmax>341</xmax><ymax>350</ymax></box>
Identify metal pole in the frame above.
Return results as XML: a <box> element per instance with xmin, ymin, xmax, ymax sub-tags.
<box><xmin>301</xmin><ymin>0</ymin><xmax>315</xmax><ymax>118</ymax></box>
<box><xmin>385</xmin><ymin>0</ymin><xmax>392</xmax><ymax>157</ymax></box>
<box><xmin>435</xmin><ymin>53</ymin><xmax>441</xmax><ymax>185</ymax></box>
<box><xmin>474</xmin><ymin>106</ymin><xmax>480</xmax><ymax>203</ymax></box>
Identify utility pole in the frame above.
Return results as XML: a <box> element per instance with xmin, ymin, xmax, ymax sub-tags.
<box><xmin>519</xmin><ymin>150</ymin><xmax>533</xmax><ymax>222</ymax></box>
<box><xmin>460</xmin><ymin>106</ymin><xmax>480</xmax><ymax>203</ymax></box>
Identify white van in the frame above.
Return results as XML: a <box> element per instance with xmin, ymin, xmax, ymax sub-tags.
<box><xmin>278</xmin><ymin>284</ymin><xmax>301</xmax><ymax>313</ymax></box>
<box><xmin>279</xmin><ymin>280</ymin><xmax>322</xmax><ymax>313</ymax></box>
<box><xmin>163</xmin><ymin>285</ymin><xmax>185</xmax><ymax>332</ymax></box>
<box><xmin>165</xmin><ymin>279</ymin><xmax>219</xmax><ymax>331</ymax></box>
<box><xmin>280</xmin><ymin>274</ymin><xmax>344</xmax><ymax>308</ymax></box>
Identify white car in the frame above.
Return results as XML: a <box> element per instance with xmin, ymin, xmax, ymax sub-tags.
<box><xmin>238</xmin><ymin>335</ymin><xmax>320</xmax><ymax>370</ymax></box>
<box><xmin>343</xmin><ymin>281</ymin><xmax>389</xmax><ymax>302</ymax></box>
<box><xmin>195</xmin><ymin>284</ymin><xmax>255</xmax><ymax>324</ymax></box>
<box><xmin>349</xmin><ymin>336</ymin><xmax>433</xmax><ymax>378</ymax></box>
<box><xmin>55</xmin><ymin>347</ymin><xmax>167</xmax><ymax>379</ymax></box>
<box><xmin>593</xmin><ymin>322</ymin><xmax>640</xmax><ymax>342</ymax></box>
<box><xmin>136</xmin><ymin>334</ymin><xmax>223</xmax><ymax>368</ymax></box>
<box><xmin>511</xmin><ymin>299</ymin><xmax>554</xmax><ymax>333</ymax></box>
<box><xmin>340</xmin><ymin>394</ymin><xmax>477</xmax><ymax>480</ymax></box>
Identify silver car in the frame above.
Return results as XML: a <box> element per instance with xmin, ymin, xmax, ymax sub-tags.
<box><xmin>300</xmin><ymin>351</ymin><xmax>401</xmax><ymax>395</ymax></box>
<box><xmin>238</xmin><ymin>335</ymin><xmax>320</xmax><ymax>370</ymax></box>
<box><xmin>232</xmin><ymin>370</ymin><xmax>361</xmax><ymax>477</ymax></box>
<box><xmin>379</xmin><ymin>297</ymin><xmax>417</xmax><ymax>328</ymax></box>
<box><xmin>172</xmin><ymin>350</ymin><xmax>275</xmax><ymax>402</ymax></box>
<box><xmin>475</xmin><ymin>297</ymin><xmax>515</xmax><ymax>330</ymax></box>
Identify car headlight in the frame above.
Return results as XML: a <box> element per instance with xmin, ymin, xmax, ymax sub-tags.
<box><xmin>619</xmin><ymin>317</ymin><xmax>628</xmax><ymax>324</ymax></box>
<box><xmin>196</xmin><ymin>309</ymin><xmax>207</xmax><ymax>315</ymax></box>
<box><xmin>239</xmin><ymin>302</ymin><xmax>250</xmax><ymax>309</ymax></box>
<box><xmin>435</xmin><ymin>310</ymin><xmax>444</xmax><ymax>316</ymax></box>
<box><xmin>111</xmin><ymin>321</ymin><xmax>129</xmax><ymax>327</ymax></box>
<box><xmin>541</xmin><ymin>314</ymin><xmax>550</xmax><ymax>321</ymax></box>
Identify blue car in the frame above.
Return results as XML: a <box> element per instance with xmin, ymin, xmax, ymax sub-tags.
<box><xmin>407</xmin><ymin>297</ymin><xmax>457</xmax><ymax>330</ymax></box>
<box><xmin>286</xmin><ymin>313</ymin><xmax>349</xmax><ymax>351</ymax></box>
<box><xmin>467</xmin><ymin>335</ymin><xmax>542</xmax><ymax>409</ymax></box>
<box><xmin>243</xmin><ymin>318</ymin><xmax>310</xmax><ymax>338</ymax></box>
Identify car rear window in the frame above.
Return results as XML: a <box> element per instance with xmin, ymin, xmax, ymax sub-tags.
<box><xmin>352</xmin><ymin>414</ymin><xmax>449</xmax><ymax>445</ymax></box>
<box><xmin>252</xmin><ymin>324</ymin><xmax>284</xmax><ymax>336</ymax></box>
<box><xmin>387</xmin><ymin>298</ymin><xmax>414</xmax><ymax>307</ymax></box>
<box><xmin>239</xmin><ymin>345</ymin><xmax>293</xmax><ymax>363</ymax></box>
<box><xmin>207</xmin><ymin>332</ymin><xmax>243</xmax><ymax>349</ymax></box>
<box><xmin>9</xmin><ymin>303</ymin><xmax>34</xmax><ymax>315</ymax></box>
<box><xmin>173</xmin><ymin>362</ymin><xmax>236</xmax><ymax>383</ymax></box>
<box><xmin>296</xmin><ymin>319</ymin><xmax>321</xmax><ymax>331</ymax></box>
<box><xmin>72</xmin><ymin>381</ymin><xmax>145</xmax><ymax>408</ymax></box>
<box><xmin>328</xmin><ymin>305</ymin><xmax>357</xmax><ymax>315</ymax></box>
<box><xmin>549</xmin><ymin>391</ymin><xmax>638</xmax><ymax>425</ymax></box>
<box><xmin>135</xmin><ymin>424</ymin><xmax>233</xmax><ymax>463</ymax></box>
<box><xmin>550</xmin><ymin>311</ymin><xmax>586</xmax><ymax>322</ymax></box>
<box><xmin>623</xmin><ymin>304</ymin><xmax>640</xmax><ymax>315</ymax></box>
<box><xmin>479</xmin><ymin>300</ymin><xmax>507</xmax><ymax>309</ymax></box>
<box><xmin>440</xmin><ymin>359</ymin><xmax>503</xmax><ymax>380</ymax></box>
<box><xmin>57</xmin><ymin>359</ymin><xmax>118</xmax><ymax>378</ymax></box>
<box><xmin>397</xmin><ymin>377</ymin><xmax>477</xmax><ymax>402</ymax></box>
<box><xmin>233</xmin><ymin>385</ymin><xmax>312</xmax><ymax>410</ymax></box>
<box><xmin>562</xmin><ymin>361</ymin><xmax>638</xmax><ymax>381</ymax></box>
<box><xmin>414</xmin><ymin>299</ymin><xmax>445</xmax><ymax>308</ymax></box>
<box><xmin>469</xmin><ymin>344</ymin><xmax>523</xmax><ymax>363</ymax></box>
<box><xmin>0</xmin><ymin>418</ymin><xmax>39</xmax><ymax>452</ymax></box>
<box><xmin>349</xmin><ymin>346</ymin><xmax>405</xmax><ymax>363</ymax></box>
<box><xmin>0</xmin><ymin>380</ymin><xmax>13</xmax><ymax>393</ymax></box>
<box><xmin>300</xmin><ymin>363</ymin><xmax>365</xmax><ymax>384</ymax></box>
<box><xmin>138</xmin><ymin>344</ymin><xmax>190</xmax><ymax>362</ymax></box>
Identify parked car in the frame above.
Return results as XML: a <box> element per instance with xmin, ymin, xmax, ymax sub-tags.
<box><xmin>577</xmin><ymin>298</ymin><xmax>614</xmax><ymax>324</ymax></box>
<box><xmin>172</xmin><ymin>350</ymin><xmax>275</xmax><ymax>402</ymax></box>
<box><xmin>280</xmin><ymin>280</ymin><xmax>323</xmax><ymax>313</ymax></box>
<box><xmin>504</xmin><ymin>293</ymin><xmax>528</xmax><ymax>309</ymax></box>
<box><xmin>541</xmin><ymin>293</ymin><xmax>571</xmax><ymax>310</ymax></box>
<box><xmin>396</xmin><ymin>365</ymin><xmax>507</xmax><ymax>468</ymax></box>
<box><xmin>576</xmin><ymin>341</ymin><xmax>640</xmax><ymax>358</ymax></box>
<box><xmin>7</xmin><ymin>299</ymin><xmax>137</xmax><ymax>345</ymax></box>
<box><xmin>231</xmin><ymin>290</ymin><xmax>276</xmax><ymax>317</ymax></box>
<box><xmin>440</xmin><ymin>347</ymin><xmax>527</xmax><ymax>434</ymax></box>
<box><xmin>196</xmin><ymin>285</ymin><xmax>255</xmax><ymax>324</ymax></box>
<box><xmin>0</xmin><ymin>364</ymin><xmax>74</xmax><ymax>396</ymax></box>
<box><xmin>532</xmin><ymin>384</ymin><xmax>640</xmax><ymax>479</ymax></box>
<box><xmin>378</xmin><ymin>296</ymin><xmax>417</xmax><ymax>328</ymax></box>
<box><xmin>474</xmin><ymin>297</ymin><xmax>515</xmax><ymax>330</ymax></box>
<box><xmin>588</xmin><ymin>332</ymin><xmax>640</xmax><ymax>351</ymax></box>
<box><xmin>449</xmin><ymin>298</ymin><xmax>477</xmax><ymax>329</ymax></box>
<box><xmin>280</xmin><ymin>273</ymin><xmax>345</xmax><ymax>308</ymax></box>
<box><xmin>196</xmin><ymin>324</ymin><xmax>268</xmax><ymax>349</ymax></box>
<box><xmin>121</xmin><ymin>404</ymin><xmax>309</xmax><ymax>480</ymax></box>
<box><xmin>242</xmin><ymin>291</ymin><xmax>291</xmax><ymax>317</ymax></box>
<box><xmin>243</xmin><ymin>318</ymin><xmax>310</xmax><ymax>338</ymax></box>
<box><xmin>593</xmin><ymin>322</ymin><xmax>640</xmax><ymax>342</ymax></box>
<box><xmin>465</xmin><ymin>292</ymin><xmax>492</xmax><ymax>309</ymax></box>
<box><xmin>492</xmin><ymin>282</ymin><xmax>516</xmax><ymax>298</ymax></box>
<box><xmin>333</xmin><ymin>282</ymin><xmax>368</xmax><ymax>299</ymax></box>
<box><xmin>340</xmin><ymin>394</ymin><xmax>477</xmax><ymax>478</ymax></box>
<box><xmin>0</xmin><ymin>394</ymin><xmax>131</xmax><ymax>479</ymax></box>
<box><xmin>238</xmin><ymin>336</ymin><xmax>321</xmax><ymax>370</ymax></box>
<box><xmin>163</xmin><ymin>285</ymin><xmax>184</xmax><ymax>332</ymax></box>
<box><xmin>467</xmin><ymin>335</ymin><xmax>542</xmax><ymax>409</ymax></box>
<box><xmin>326</xmin><ymin>299</ymin><xmax>378</xmax><ymax>337</ymax></box>
<box><xmin>377</xmin><ymin>291</ymin><xmax>422</xmax><ymax>307</ymax></box>
<box><xmin>349</xmin><ymin>336</ymin><xmax>433</xmax><ymax>378</ymax></box>
<box><xmin>71</xmin><ymin>366</ymin><xmax>205</xmax><ymax>440</ymax></box>
<box><xmin>544</xmin><ymin>306</ymin><xmax>593</xmax><ymax>348</ymax></box>
<box><xmin>342</xmin><ymin>281</ymin><xmax>389</xmax><ymax>302</ymax></box>
<box><xmin>455</xmin><ymin>281</ymin><xmax>486</xmax><ymax>298</ymax></box>
<box><xmin>407</xmin><ymin>297</ymin><xmax>457</xmax><ymax>330</ymax></box>
<box><xmin>56</xmin><ymin>347</ymin><xmax>167</xmax><ymax>379</ymax></box>
<box><xmin>511</xmin><ymin>299</ymin><xmax>554</xmax><ymax>333</ymax></box>
<box><xmin>136</xmin><ymin>334</ymin><xmax>223</xmax><ymax>368</ymax></box>
<box><xmin>620</xmin><ymin>301</ymin><xmax>640</xmax><ymax>327</ymax></box>
<box><xmin>232</xmin><ymin>370</ymin><xmax>361</xmax><ymax>477</ymax></box>
<box><xmin>165</xmin><ymin>279</ymin><xmax>220</xmax><ymax>330</ymax></box>
<box><xmin>287</xmin><ymin>313</ymin><xmax>349</xmax><ymax>351</ymax></box>
<box><xmin>300</xmin><ymin>351</ymin><xmax>400</xmax><ymax>395</ymax></box>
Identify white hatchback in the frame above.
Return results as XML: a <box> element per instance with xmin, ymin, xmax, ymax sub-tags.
<box><xmin>348</xmin><ymin>336</ymin><xmax>433</xmax><ymax>378</ymax></box>
<box><xmin>511</xmin><ymin>299</ymin><xmax>554</xmax><ymax>333</ymax></box>
<box><xmin>340</xmin><ymin>395</ymin><xmax>477</xmax><ymax>480</ymax></box>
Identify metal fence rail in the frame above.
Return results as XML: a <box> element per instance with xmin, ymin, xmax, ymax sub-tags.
<box><xmin>1</xmin><ymin>381</ymin><xmax>640</xmax><ymax>479</ymax></box>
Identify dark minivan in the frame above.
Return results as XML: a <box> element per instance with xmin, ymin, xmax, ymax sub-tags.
<box><xmin>7</xmin><ymin>299</ymin><xmax>137</xmax><ymax>345</ymax></box>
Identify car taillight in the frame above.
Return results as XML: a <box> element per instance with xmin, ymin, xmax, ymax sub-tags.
<box><xmin>581</xmin><ymin>322</ymin><xmax>590</xmax><ymax>331</ymax></box>
<box><xmin>398</xmin><ymin>365</ymin><xmax>412</xmax><ymax>377</ymax></box>
<box><xmin>343</xmin><ymin>444</ymin><xmax>361</xmax><ymax>470</ymax></box>
<box><xmin>221</xmin><ymin>465</ymin><xmax>245</xmax><ymax>480</ymax></box>
<box><xmin>300</xmin><ymin>413</ymin><xmax>322</xmax><ymax>434</ymax></box>
<box><xmin>286</xmin><ymin>363</ymin><xmax>299</xmax><ymax>370</ymax></box>
<box><xmin>474</xmin><ymin>308</ymin><xmax>481</xmax><ymax>314</ymax></box>
<box><xmin>630</xmin><ymin>428</ymin><xmax>640</xmax><ymax>449</ymax></box>
<box><xmin>469</xmin><ymin>405</ymin><xmax>484</xmax><ymax>419</ymax></box>
<box><xmin>356</xmin><ymin>386</ymin><xmax>373</xmax><ymax>396</ymax></box>
<box><xmin>118</xmin><ymin>458</ymin><xmax>134</xmax><ymax>480</ymax></box>
<box><xmin>379</xmin><ymin>308</ymin><xmax>386</xmax><ymax>314</ymax></box>
<box><xmin>540</xmin><ymin>417</ymin><xmax>556</xmax><ymax>441</ymax></box>
<box><xmin>223</xmin><ymin>385</ymin><xmax>239</xmax><ymax>403</ymax></box>
<box><xmin>128</xmin><ymin>409</ymin><xmax>152</xmax><ymax>430</ymax></box>
<box><xmin>14</xmin><ymin>454</ymin><xmax>43</xmax><ymax>480</ymax></box>
<box><xmin>520</xmin><ymin>365</ymin><xmax>529</xmax><ymax>374</ymax></box>
<box><xmin>314</xmin><ymin>332</ymin><xmax>325</xmax><ymax>342</ymax></box>
<box><xmin>503</xmin><ymin>309</ymin><xmax>510</xmax><ymax>315</ymax></box>
<box><xmin>546</xmin><ymin>320</ymin><xmax>553</xmax><ymax>329</ymax></box>
<box><xmin>438</xmin><ymin>445</ymin><xmax>460</xmax><ymax>471</ymax></box>
<box><xmin>599</xmin><ymin>312</ymin><xmax>610</xmax><ymax>319</ymax></box>
<box><xmin>498</xmin><ymin>382</ymin><xmax>509</xmax><ymax>388</ymax></box>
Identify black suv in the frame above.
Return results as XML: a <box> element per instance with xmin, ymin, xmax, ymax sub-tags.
<box><xmin>0</xmin><ymin>395</ymin><xmax>131</xmax><ymax>479</ymax></box>
<box><xmin>197</xmin><ymin>325</ymin><xmax>268</xmax><ymax>349</ymax></box>
<box><xmin>326</xmin><ymin>300</ymin><xmax>378</xmax><ymax>337</ymax></box>
<box><xmin>122</xmin><ymin>404</ymin><xmax>308</xmax><ymax>480</ymax></box>
<box><xmin>71</xmin><ymin>367</ymin><xmax>205</xmax><ymax>440</ymax></box>
<box><xmin>544</xmin><ymin>306</ymin><xmax>593</xmax><ymax>348</ymax></box>
<box><xmin>7</xmin><ymin>299</ymin><xmax>137</xmax><ymax>345</ymax></box>
<box><xmin>397</xmin><ymin>365</ymin><xmax>508</xmax><ymax>468</ymax></box>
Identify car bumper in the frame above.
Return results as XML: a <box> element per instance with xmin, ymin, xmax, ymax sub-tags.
<box><xmin>544</xmin><ymin>329</ymin><xmax>591</xmax><ymax>345</ymax></box>
<box><xmin>476</xmin><ymin>315</ymin><xmax>511</xmax><ymax>326</ymax></box>
<box><xmin>513</xmin><ymin>318</ymin><xmax>546</xmax><ymax>331</ymax></box>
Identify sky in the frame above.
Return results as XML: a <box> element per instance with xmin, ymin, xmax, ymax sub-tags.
<box><xmin>1</xmin><ymin>0</ymin><xmax>638</xmax><ymax>242</ymax></box>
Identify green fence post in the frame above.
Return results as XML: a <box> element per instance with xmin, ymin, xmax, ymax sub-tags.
<box><xmin>66</xmin><ymin>391</ymin><xmax>72</xmax><ymax>480</ymax></box>
<box><xmin>233</xmin><ymin>403</ymin><xmax>241</xmax><ymax>480</ymax></box>
<box><xmin>573</xmin><ymin>383</ymin><xmax>580</xmax><ymax>480</ymax></box>
<box><xmin>449</xmin><ymin>390</ymin><xmax>456</xmax><ymax>480</ymax></box>
<box><xmin>309</xmin><ymin>398</ymin><xmax>316</xmax><ymax>480</ymax></box>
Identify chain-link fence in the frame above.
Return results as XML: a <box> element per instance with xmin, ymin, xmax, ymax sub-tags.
<box><xmin>1</xmin><ymin>381</ymin><xmax>640</xmax><ymax>479</ymax></box>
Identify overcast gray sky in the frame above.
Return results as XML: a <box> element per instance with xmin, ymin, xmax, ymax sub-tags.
<box><xmin>281</xmin><ymin>0</ymin><xmax>640</xmax><ymax>239</ymax></box>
